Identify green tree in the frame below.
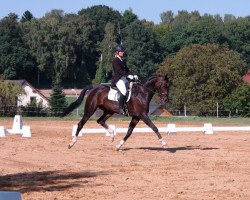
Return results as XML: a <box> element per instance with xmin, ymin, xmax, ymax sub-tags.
<box><xmin>161</xmin><ymin>13</ymin><xmax>224</xmax><ymax>56</ymax></box>
<box><xmin>78</xmin><ymin>5</ymin><xmax>121</xmax><ymax>44</ymax></box>
<box><xmin>223</xmin><ymin>17</ymin><xmax>250</xmax><ymax>73</ymax></box>
<box><xmin>21</xmin><ymin>11</ymin><xmax>95</xmax><ymax>87</ymax></box>
<box><xmin>122</xmin><ymin>9</ymin><xmax>138</xmax><ymax>25</ymax></box>
<box><xmin>157</xmin><ymin>44</ymin><xmax>246</xmax><ymax>116</ymax></box>
<box><xmin>0</xmin><ymin>79</ymin><xmax>23</xmax><ymax>116</ymax></box>
<box><xmin>20</xmin><ymin>10</ymin><xmax>34</xmax><ymax>22</ymax></box>
<box><xmin>223</xmin><ymin>82</ymin><xmax>250</xmax><ymax>117</ymax></box>
<box><xmin>160</xmin><ymin>10</ymin><xmax>174</xmax><ymax>25</ymax></box>
<box><xmin>183</xmin><ymin>15</ymin><xmax>225</xmax><ymax>45</ymax></box>
<box><xmin>0</xmin><ymin>13</ymin><xmax>36</xmax><ymax>81</ymax></box>
<box><xmin>123</xmin><ymin>21</ymin><xmax>160</xmax><ymax>79</ymax></box>
<box><xmin>170</xmin><ymin>10</ymin><xmax>200</xmax><ymax>29</ymax></box>
<box><xmin>49</xmin><ymin>80</ymin><xmax>67</xmax><ymax>116</ymax></box>
<box><xmin>94</xmin><ymin>22</ymin><xmax>116</xmax><ymax>84</ymax></box>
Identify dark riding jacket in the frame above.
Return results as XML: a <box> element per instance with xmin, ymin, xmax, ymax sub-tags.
<box><xmin>111</xmin><ymin>56</ymin><xmax>131</xmax><ymax>87</ymax></box>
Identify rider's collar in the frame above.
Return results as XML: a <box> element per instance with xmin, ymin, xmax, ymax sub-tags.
<box><xmin>116</xmin><ymin>55</ymin><xmax>123</xmax><ymax>61</ymax></box>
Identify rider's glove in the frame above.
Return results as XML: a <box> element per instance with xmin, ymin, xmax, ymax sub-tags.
<box><xmin>133</xmin><ymin>75</ymin><xmax>138</xmax><ymax>80</ymax></box>
<box><xmin>127</xmin><ymin>75</ymin><xmax>134</xmax><ymax>80</ymax></box>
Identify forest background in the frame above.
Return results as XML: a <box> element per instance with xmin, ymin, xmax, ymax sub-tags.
<box><xmin>0</xmin><ymin>6</ymin><xmax>249</xmax><ymax>116</ymax></box>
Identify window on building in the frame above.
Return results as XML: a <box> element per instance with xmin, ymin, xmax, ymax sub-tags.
<box><xmin>30</xmin><ymin>97</ymin><xmax>37</xmax><ymax>104</ymax></box>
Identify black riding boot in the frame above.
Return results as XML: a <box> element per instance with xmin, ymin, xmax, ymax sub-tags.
<box><xmin>118</xmin><ymin>94</ymin><xmax>127</xmax><ymax>115</ymax></box>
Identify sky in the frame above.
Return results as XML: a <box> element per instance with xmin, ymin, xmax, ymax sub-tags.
<box><xmin>0</xmin><ymin>0</ymin><xmax>249</xmax><ymax>24</ymax></box>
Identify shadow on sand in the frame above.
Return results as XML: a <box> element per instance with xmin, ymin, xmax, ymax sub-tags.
<box><xmin>0</xmin><ymin>170</ymin><xmax>110</xmax><ymax>193</ymax></box>
<box><xmin>122</xmin><ymin>145</ymin><xmax>219</xmax><ymax>153</ymax></box>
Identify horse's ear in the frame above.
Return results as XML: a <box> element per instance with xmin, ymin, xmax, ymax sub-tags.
<box><xmin>164</xmin><ymin>74</ymin><xmax>170</xmax><ymax>82</ymax></box>
<box><xmin>164</xmin><ymin>74</ymin><xmax>172</xmax><ymax>87</ymax></box>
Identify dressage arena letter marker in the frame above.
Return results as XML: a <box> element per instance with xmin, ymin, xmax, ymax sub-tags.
<box><xmin>167</xmin><ymin>124</ymin><xmax>177</xmax><ymax>135</ymax></box>
<box><xmin>4</xmin><ymin>115</ymin><xmax>31</xmax><ymax>137</ymax></box>
<box><xmin>203</xmin><ymin>123</ymin><xmax>214</xmax><ymax>134</ymax></box>
<box><xmin>12</xmin><ymin>115</ymin><xmax>23</xmax><ymax>130</ymax></box>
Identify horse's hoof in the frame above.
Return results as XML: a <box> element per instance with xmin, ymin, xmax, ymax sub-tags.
<box><xmin>110</xmin><ymin>137</ymin><xmax>114</xmax><ymax>142</ymax></box>
<box><xmin>160</xmin><ymin>139</ymin><xmax>167</xmax><ymax>148</ymax></box>
<box><xmin>68</xmin><ymin>142</ymin><xmax>75</xmax><ymax>149</ymax></box>
<box><xmin>162</xmin><ymin>142</ymin><xmax>168</xmax><ymax>148</ymax></box>
<box><xmin>115</xmin><ymin>145</ymin><xmax>121</xmax><ymax>151</ymax></box>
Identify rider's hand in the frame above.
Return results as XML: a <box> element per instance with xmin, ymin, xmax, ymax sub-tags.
<box><xmin>133</xmin><ymin>75</ymin><xmax>138</xmax><ymax>80</ymax></box>
<box><xmin>127</xmin><ymin>75</ymin><xmax>134</xmax><ymax>80</ymax></box>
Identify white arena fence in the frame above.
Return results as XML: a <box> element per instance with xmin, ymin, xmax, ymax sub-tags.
<box><xmin>0</xmin><ymin>105</ymin><xmax>250</xmax><ymax>117</ymax></box>
<box><xmin>72</xmin><ymin>123</ymin><xmax>250</xmax><ymax>136</ymax></box>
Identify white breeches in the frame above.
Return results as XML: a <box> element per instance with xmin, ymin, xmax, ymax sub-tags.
<box><xmin>116</xmin><ymin>76</ymin><xmax>128</xmax><ymax>96</ymax></box>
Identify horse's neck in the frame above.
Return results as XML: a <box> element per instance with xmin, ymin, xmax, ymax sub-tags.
<box><xmin>144</xmin><ymin>80</ymin><xmax>156</xmax><ymax>92</ymax></box>
<box><xmin>143</xmin><ymin>80</ymin><xmax>156</xmax><ymax>101</ymax></box>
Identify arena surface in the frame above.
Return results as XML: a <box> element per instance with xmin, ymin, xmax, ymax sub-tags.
<box><xmin>0</xmin><ymin>120</ymin><xmax>249</xmax><ymax>200</ymax></box>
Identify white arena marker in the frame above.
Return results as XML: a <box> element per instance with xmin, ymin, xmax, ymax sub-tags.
<box><xmin>203</xmin><ymin>123</ymin><xmax>213</xmax><ymax>134</ymax></box>
<box><xmin>0</xmin><ymin>126</ymin><xmax>5</xmax><ymax>137</ymax></box>
<box><xmin>167</xmin><ymin>124</ymin><xmax>176</xmax><ymax>135</ymax></box>
<box><xmin>12</xmin><ymin>115</ymin><xmax>23</xmax><ymax>131</ymax></box>
<box><xmin>5</xmin><ymin>115</ymin><xmax>32</xmax><ymax>137</ymax></box>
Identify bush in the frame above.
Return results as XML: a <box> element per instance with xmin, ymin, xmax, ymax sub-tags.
<box><xmin>21</xmin><ymin>101</ymin><xmax>48</xmax><ymax>117</ymax></box>
<box><xmin>223</xmin><ymin>82</ymin><xmax>250</xmax><ymax>117</ymax></box>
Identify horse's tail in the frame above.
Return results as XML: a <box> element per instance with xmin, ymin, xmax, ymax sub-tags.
<box><xmin>61</xmin><ymin>85</ymin><xmax>92</xmax><ymax>117</ymax></box>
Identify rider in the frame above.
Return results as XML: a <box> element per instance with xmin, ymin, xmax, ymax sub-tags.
<box><xmin>111</xmin><ymin>44</ymin><xmax>138</xmax><ymax>115</ymax></box>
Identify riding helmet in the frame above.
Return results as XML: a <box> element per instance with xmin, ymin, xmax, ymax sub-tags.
<box><xmin>115</xmin><ymin>45</ymin><xmax>125</xmax><ymax>52</ymax></box>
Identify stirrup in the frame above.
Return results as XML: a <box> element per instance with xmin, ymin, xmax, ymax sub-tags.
<box><xmin>119</xmin><ymin>108</ymin><xmax>128</xmax><ymax>116</ymax></box>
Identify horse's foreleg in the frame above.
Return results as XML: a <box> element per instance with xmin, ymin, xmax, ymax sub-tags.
<box><xmin>141</xmin><ymin>115</ymin><xmax>167</xmax><ymax>147</ymax></box>
<box><xmin>97</xmin><ymin>112</ymin><xmax>114</xmax><ymax>141</ymax></box>
<box><xmin>69</xmin><ymin>116</ymin><xmax>89</xmax><ymax>149</ymax></box>
<box><xmin>116</xmin><ymin>117</ymin><xmax>140</xmax><ymax>150</ymax></box>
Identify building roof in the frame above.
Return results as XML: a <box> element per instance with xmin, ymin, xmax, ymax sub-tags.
<box><xmin>243</xmin><ymin>69</ymin><xmax>250</xmax><ymax>85</ymax></box>
<box><xmin>39</xmin><ymin>89</ymin><xmax>82</xmax><ymax>98</ymax></box>
<box><xmin>150</xmin><ymin>104</ymin><xmax>172</xmax><ymax>116</ymax></box>
<box><xmin>9</xmin><ymin>79</ymin><xmax>49</xmax><ymax>101</ymax></box>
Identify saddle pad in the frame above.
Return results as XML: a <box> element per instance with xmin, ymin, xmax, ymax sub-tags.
<box><xmin>108</xmin><ymin>88</ymin><xmax>120</xmax><ymax>101</ymax></box>
<box><xmin>108</xmin><ymin>88</ymin><xmax>132</xmax><ymax>102</ymax></box>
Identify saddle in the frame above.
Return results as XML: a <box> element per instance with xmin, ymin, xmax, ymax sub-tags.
<box><xmin>108</xmin><ymin>81</ymin><xmax>133</xmax><ymax>102</ymax></box>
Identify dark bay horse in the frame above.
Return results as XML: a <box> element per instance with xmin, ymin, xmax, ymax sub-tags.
<box><xmin>62</xmin><ymin>75</ymin><xmax>169</xmax><ymax>150</ymax></box>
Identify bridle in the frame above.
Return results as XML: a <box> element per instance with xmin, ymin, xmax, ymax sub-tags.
<box><xmin>157</xmin><ymin>81</ymin><xmax>168</xmax><ymax>100</ymax></box>
<box><xmin>135</xmin><ymin>79</ymin><xmax>168</xmax><ymax>101</ymax></box>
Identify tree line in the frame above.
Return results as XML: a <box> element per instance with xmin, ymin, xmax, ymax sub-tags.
<box><xmin>0</xmin><ymin>5</ymin><xmax>249</xmax><ymax>116</ymax></box>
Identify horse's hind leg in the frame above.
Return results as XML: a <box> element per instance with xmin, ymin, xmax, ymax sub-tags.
<box><xmin>69</xmin><ymin>115</ymin><xmax>90</xmax><ymax>149</ymax></box>
<box><xmin>97</xmin><ymin>112</ymin><xmax>114</xmax><ymax>141</ymax></box>
<box><xmin>141</xmin><ymin>115</ymin><xmax>167</xmax><ymax>147</ymax></box>
<box><xmin>116</xmin><ymin>116</ymin><xmax>140</xmax><ymax>150</ymax></box>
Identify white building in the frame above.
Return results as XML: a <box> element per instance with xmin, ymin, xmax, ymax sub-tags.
<box><xmin>9</xmin><ymin>80</ymin><xmax>49</xmax><ymax>107</ymax></box>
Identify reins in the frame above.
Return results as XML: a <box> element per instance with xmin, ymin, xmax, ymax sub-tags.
<box><xmin>133</xmin><ymin>80</ymin><xmax>166</xmax><ymax>100</ymax></box>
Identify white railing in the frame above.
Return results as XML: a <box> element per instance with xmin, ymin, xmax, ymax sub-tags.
<box><xmin>71</xmin><ymin>123</ymin><xmax>250</xmax><ymax>136</ymax></box>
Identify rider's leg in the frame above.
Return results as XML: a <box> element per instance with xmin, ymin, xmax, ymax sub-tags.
<box><xmin>116</xmin><ymin>77</ymin><xmax>128</xmax><ymax>115</ymax></box>
<box><xmin>118</xmin><ymin>94</ymin><xmax>126</xmax><ymax>115</ymax></box>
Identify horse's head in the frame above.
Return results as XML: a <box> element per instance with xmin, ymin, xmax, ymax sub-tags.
<box><xmin>155</xmin><ymin>76</ymin><xmax>169</xmax><ymax>102</ymax></box>
<box><xmin>145</xmin><ymin>75</ymin><xmax>170</xmax><ymax>103</ymax></box>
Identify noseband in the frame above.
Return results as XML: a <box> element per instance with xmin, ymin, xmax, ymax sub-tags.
<box><xmin>137</xmin><ymin>79</ymin><xmax>168</xmax><ymax>100</ymax></box>
<box><xmin>156</xmin><ymin>81</ymin><xmax>168</xmax><ymax>100</ymax></box>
